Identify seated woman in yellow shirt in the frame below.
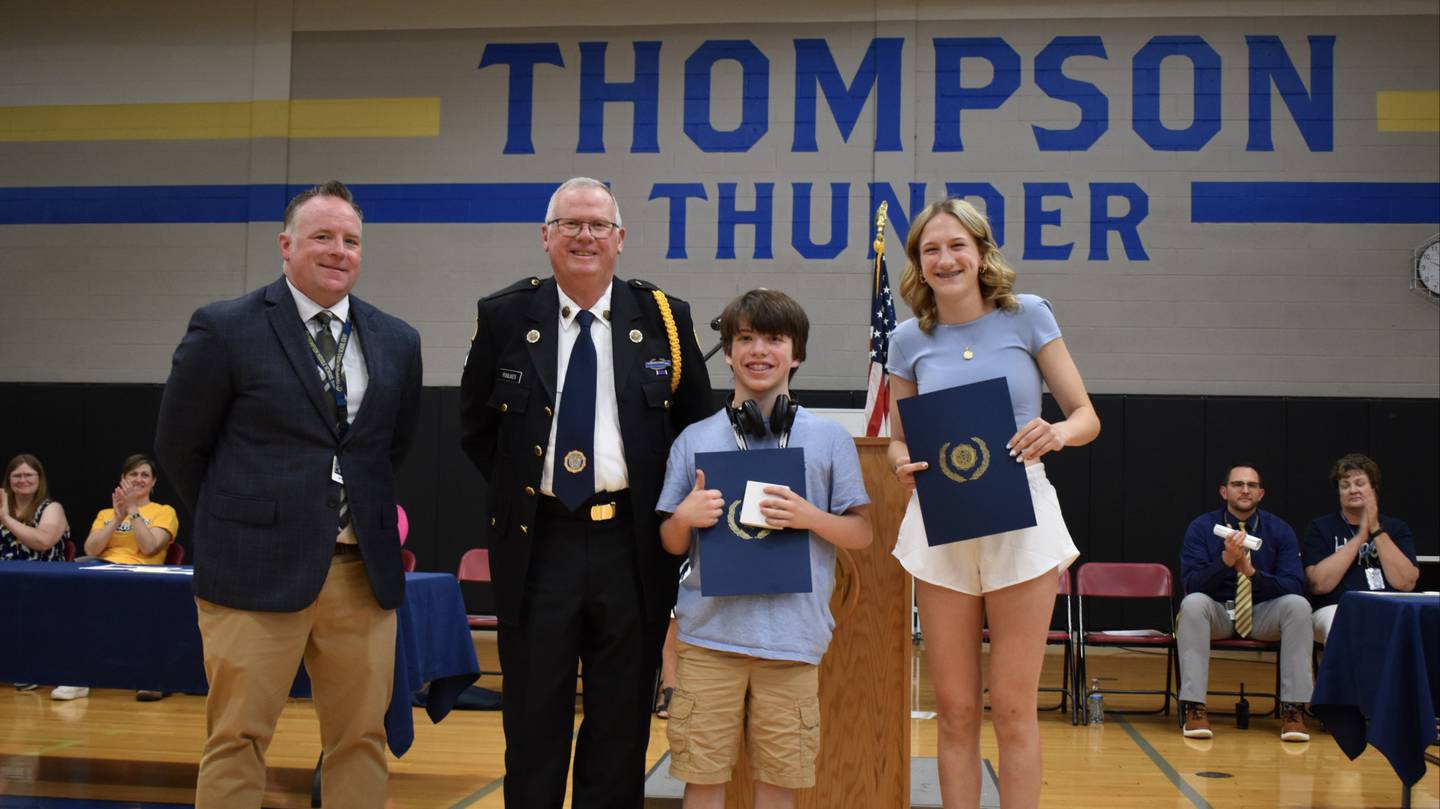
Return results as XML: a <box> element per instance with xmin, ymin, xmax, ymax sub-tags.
<box><xmin>52</xmin><ymin>454</ymin><xmax>183</xmax><ymax>702</ymax></box>
<box><xmin>83</xmin><ymin>454</ymin><xmax>179</xmax><ymax>565</ymax></box>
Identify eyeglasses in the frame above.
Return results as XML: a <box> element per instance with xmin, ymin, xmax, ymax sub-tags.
<box><xmin>547</xmin><ymin>219</ymin><xmax>617</xmax><ymax>239</ymax></box>
<box><xmin>1227</xmin><ymin>481</ymin><xmax>1262</xmax><ymax>490</ymax></box>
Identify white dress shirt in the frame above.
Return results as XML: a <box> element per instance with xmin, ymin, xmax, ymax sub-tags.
<box><xmin>540</xmin><ymin>284</ymin><xmax>628</xmax><ymax>496</ymax></box>
<box><xmin>287</xmin><ymin>278</ymin><xmax>368</xmax><ymax>424</ymax></box>
<box><xmin>288</xmin><ymin>279</ymin><xmax>369</xmax><ymax>544</ymax></box>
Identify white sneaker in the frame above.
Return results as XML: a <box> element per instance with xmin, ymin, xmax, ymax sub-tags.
<box><xmin>50</xmin><ymin>685</ymin><xmax>89</xmax><ymax>701</ymax></box>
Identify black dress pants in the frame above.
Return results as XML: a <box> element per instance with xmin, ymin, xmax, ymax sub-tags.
<box><xmin>498</xmin><ymin>495</ymin><xmax>662</xmax><ymax>809</ymax></box>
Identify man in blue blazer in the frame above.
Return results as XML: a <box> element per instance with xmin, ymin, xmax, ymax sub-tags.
<box><xmin>156</xmin><ymin>181</ymin><xmax>422</xmax><ymax>809</ymax></box>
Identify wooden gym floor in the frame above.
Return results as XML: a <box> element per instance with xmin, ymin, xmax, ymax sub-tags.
<box><xmin>1</xmin><ymin>636</ymin><xmax>1435</xmax><ymax>808</ymax></box>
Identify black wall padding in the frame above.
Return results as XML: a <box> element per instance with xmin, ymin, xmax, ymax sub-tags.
<box><xmin>2</xmin><ymin>384</ymin><xmax>1435</xmax><ymax>618</ymax></box>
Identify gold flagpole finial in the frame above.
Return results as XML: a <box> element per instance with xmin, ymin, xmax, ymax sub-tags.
<box><xmin>873</xmin><ymin>201</ymin><xmax>889</xmax><ymax>255</ymax></box>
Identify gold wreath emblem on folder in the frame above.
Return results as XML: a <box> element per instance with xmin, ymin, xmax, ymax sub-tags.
<box><xmin>938</xmin><ymin>437</ymin><xmax>991</xmax><ymax>484</ymax></box>
<box><xmin>726</xmin><ymin>499</ymin><xmax>771</xmax><ymax>541</ymax></box>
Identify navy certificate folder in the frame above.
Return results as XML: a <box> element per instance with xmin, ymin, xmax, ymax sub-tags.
<box><xmin>896</xmin><ymin>376</ymin><xmax>1036</xmax><ymax>545</ymax></box>
<box><xmin>694</xmin><ymin>448</ymin><xmax>812</xmax><ymax>596</ymax></box>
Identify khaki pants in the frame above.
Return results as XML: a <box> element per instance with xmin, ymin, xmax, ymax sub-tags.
<box><xmin>194</xmin><ymin>553</ymin><xmax>397</xmax><ymax>809</ymax></box>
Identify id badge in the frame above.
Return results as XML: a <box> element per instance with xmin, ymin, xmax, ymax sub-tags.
<box><xmin>1364</xmin><ymin>566</ymin><xmax>1385</xmax><ymax>591</ymax></box>
<box><xmin>331</xmin><ymin>456</ymin><xmax>345</xmax><ymax>485</ymax></box>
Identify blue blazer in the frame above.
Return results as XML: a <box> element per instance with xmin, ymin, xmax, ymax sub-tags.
<box><xmin>156</xmin><ymin>277</ymin><xmax>422</xmax><ymax>612</ymax></box>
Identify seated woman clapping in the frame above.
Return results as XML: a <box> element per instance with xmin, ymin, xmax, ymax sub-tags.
<box><xmin>81</xmin><ymin>454</ymin><xmax>179</xmax><ymax>565</ymax></box>
<box><xmin>51</xmin><ymin>454</ymin><xmax>182</xmax><ymax>701</ymax></box>
<box><xmin>1</xmin><ymin>454</ymin><xmax>70</xmax><ymax>561</ymax></box>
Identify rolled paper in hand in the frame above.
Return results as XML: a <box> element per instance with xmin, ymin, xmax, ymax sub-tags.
<box><xmin>1213</xmin><ymin>523</ymin><xmax>1262</xmax><ymax>551</ymax></box>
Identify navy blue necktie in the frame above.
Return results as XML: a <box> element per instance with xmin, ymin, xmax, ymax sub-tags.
<box><xmin>553</xmin><ymin>310</ymin><xmax>597</xmax><ymax>511</ymax></box>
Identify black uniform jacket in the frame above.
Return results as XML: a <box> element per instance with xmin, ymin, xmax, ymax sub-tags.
<box><xmin>459</xmin><ymin>276</ymin><xmax>712</xmax><ymax>626</ymax></box>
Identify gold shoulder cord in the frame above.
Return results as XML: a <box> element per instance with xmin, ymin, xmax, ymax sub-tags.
<box><xmin>651</xmin><ymin>289</ymin><xmax>682</xmax><ymax>393</ymax></box>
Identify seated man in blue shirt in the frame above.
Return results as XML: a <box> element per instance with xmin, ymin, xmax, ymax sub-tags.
<box><xmin>1178</xmin><ymin>463</ymin><xmax>1311</xmax><ymax>742</ymax></box>
<box><xmin>1302</xmin><ymin>453</ymin><xmax>1420</xmax><ymax>643</ymax></box>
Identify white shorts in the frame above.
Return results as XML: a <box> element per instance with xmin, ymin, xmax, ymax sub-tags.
<box><xmin>893</xmin><ymin>462</ymin><xmax>1079</xmax><ymax>596</ymax></box>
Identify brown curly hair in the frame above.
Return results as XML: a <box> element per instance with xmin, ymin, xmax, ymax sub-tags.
<box><xmin>898</xmin><ymin>198</ymin><xmax>1019</xmax><ymax>334</ymax></box>
<box><xmin>1329</xmin><ymin>453</ymin><xmax>1380</xmax><ymax>492</ymax></box>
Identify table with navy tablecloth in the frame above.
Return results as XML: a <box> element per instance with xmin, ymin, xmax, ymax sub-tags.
<box><xmin>1311</xmin><ymin>590</ymin><xmax>1440</xmax><ymax>797</ymax></box>
<box><xmin>0</xmin><ymin>560</ymin><xmax>479</xmax><ymax>757</ymax></box>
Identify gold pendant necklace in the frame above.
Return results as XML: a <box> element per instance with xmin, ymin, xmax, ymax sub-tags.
<box><xmin>963</xmin><ymin>346</ymin><xmax>974</xmax><ymax>361</ymax></box>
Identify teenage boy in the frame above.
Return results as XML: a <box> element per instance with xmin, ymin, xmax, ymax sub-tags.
<box><xmin>657</xmin><ymin>289</ymin><xmax>872</xmax><ymax>809</ymax></box>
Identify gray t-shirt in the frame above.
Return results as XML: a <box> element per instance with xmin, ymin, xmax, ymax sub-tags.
<box><xmin>657</xmin><ymin>407</ymin><xmax>870</xmax><ymax>664</ymax></box>
<box><xmin>887</xmin><ymin>293</ymin><xmax>1062</xmax><ymax>431</ymax></box>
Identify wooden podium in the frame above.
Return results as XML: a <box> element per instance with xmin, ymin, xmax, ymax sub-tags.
<box><xmin>723</xmin><ymin>437</ymin><xmax>912</xmax><ymax>808</ymax></box>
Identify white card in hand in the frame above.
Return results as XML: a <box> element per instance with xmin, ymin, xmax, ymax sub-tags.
<box><xmin>740</xmin><ymin>480</ymin><xmax>789</xmax><ymax>530</ymax></box>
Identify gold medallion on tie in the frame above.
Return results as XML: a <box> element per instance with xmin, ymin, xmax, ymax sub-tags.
<box><xmin>563</xmin><ymin>450</ymin><xmax>588</xmax><ymax>474</ymax></box>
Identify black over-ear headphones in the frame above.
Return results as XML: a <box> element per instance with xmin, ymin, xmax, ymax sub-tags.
<box><xmin>726</xmin><ymin>394</ymin><xmax>799</xmax><ymax>445</ymax></box>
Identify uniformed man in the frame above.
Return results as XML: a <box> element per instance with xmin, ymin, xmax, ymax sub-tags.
<box><xmin>459</xmin><ymin>177</ymin><xmax>712</xmax><ymax>808</ymax></box>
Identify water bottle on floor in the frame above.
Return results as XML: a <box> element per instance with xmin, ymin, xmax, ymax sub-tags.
<box><xmin>1087</xmin><ymin>678</ymin><xmax>1105</xmax><ymax>725</ymax></box>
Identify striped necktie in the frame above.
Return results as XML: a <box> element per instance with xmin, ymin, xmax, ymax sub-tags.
<box><xmin>313</xmin><ymin>312</ymin><xmax>350</xmax><ymax>530</ymax></box>
<box><xmin>1233</xmin><ymin>519</ymin><xmax>1253</xmax><ymax>638</ymax></box>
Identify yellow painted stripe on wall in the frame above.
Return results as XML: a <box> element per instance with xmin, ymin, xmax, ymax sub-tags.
<box><xmin>0</xmin><ymin>98</ymin><xmax>440</xmax><ymax>141</ymax></box>
<box><xmin>1376</xmin><ymin>90</ymin><xmax>1440</xmax><ymax>133</ymax></box>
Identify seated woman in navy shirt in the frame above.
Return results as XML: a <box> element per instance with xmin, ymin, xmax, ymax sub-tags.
<box><xmin>1301</xmin><ymin>453</ymin><xmax>1421</xmax><ymax>643</ymax></box>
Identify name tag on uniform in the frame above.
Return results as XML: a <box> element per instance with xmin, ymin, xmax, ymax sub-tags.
<box><xmin>332</xmin><ymin>456</ymin><xmax>345</xmax><ymax>485</ymax></box>
<box><xmin>499</xmin><ymin>368</ymin><xmax>523</xmax><ymax>384</ymax></box>
<box><xmin>1365</xmin><ymin>567</ymin><xmax>1385</xmax><ymax>590</ymax></box>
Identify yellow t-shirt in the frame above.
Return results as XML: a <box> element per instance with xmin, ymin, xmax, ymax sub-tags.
<box><xmin>91</xmin><ymin>501</ymin><xmax>180</xmax><ymax>565</ymax></box>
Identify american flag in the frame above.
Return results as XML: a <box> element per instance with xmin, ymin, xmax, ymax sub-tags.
<box><xmin>863</xmin><ymin>247</ymin><xmax>897</xmax><ymax>437</ymax></box>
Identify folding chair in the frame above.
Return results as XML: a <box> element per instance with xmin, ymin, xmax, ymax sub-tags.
<box><xmin>457</xmin><ymin>548</ymin><xmax>501</xmax><ymax>677</ymax></box>
<box><xmin>164</xmin><ymin>543</ymin><xmax>185</xmax><ymax>565</ymax></box>
<box><xmin>400</xmin><ymin>548</ymin><xmax>416</xmax><ymax>573</ymax></box>
<box><xmin>1202</xmin><ymin>636</ymin><xmax>1282</xmax><ymax>719</ymax></box>
<box><xmin>63</xmin><ymin>539</ymin><xmax>76</xmax><ymax>561</ymax></box>
<box><xmin>982</xmin><ymin>568</ymin><xmax>1077</xmax><ymax>722</ymax></box>
<box><xmin>1076</xmin><ymin>562</ymin><xmax>1178</xmax><ymax>716</ymax></box>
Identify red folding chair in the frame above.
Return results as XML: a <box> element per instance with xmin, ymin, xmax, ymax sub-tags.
<box><xmin>1076</xmin><ymin>562</ymin><xmax>1178</xmax><ymax>716</ymax></box>
<box><xmin>164</xmin><ymin>543</ymin><xmax>185</xmax><ymax>565</ymax></box>
<box><xmin>1196</xmin><ymin>637</ymin><xmax>1282</xmax><ymax>719</ymax></box>
<box><xmin>400</xmin><ymin>548</ymin><xmax>416</xmax><ymax>573</ymax></box>
<box><xmin>457</xmin><ymin>548</ymin><xmax>501</xmax><ymax>677</ymax></box>
<box><xmin>63</xmin><ymin>539</ymin><xmax>76</xmax><ymax>561</ymax></box>
<box><xmin>983</xmin><ymin>568</ymin><xmax>1077</xmax><ymax>722</ymax></box>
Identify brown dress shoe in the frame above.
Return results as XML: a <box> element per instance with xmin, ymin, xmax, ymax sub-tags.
<box><xmin>1280</xmin><ymin>703</ymin><xmax>1310</xmax><ymax>742</ymax></box>
<box><xmin>1182</xmin><ymin>702</ymin><xmax>1213</xmax><ymax>739</ymax></box>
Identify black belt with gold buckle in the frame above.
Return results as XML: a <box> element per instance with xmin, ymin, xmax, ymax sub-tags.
<box><xmin>539</xmin><ymin>491</ymin><xmax>628</xmax><ymax>522</ymax></box>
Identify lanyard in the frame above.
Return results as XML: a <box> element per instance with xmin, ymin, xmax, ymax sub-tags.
<box><xmin>303</xmin><ymin>317</ymin><xmax>352</xmax><ymax>431</ymax></box>
<box><xmin>1223</xmin><ymin>511</ymin><xmax>1260</xmax><ymax>539</ymax></box>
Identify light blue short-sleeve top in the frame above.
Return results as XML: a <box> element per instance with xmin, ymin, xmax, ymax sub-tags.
<box><xmin>655</xmin><ymin>407</ymin><xmax>870</xmax><ymax>665</ymax></box>
<box><xmin>887</xmin><ymin>293</ymin><xmax>1062</xmax><ymax>431</ymax></box>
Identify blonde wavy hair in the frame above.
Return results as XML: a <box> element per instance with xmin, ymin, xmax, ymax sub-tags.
<box><xmin>898</xmin><ymin>198</ymin><xmax>1019</xmax><ymax>334</ymax></box>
